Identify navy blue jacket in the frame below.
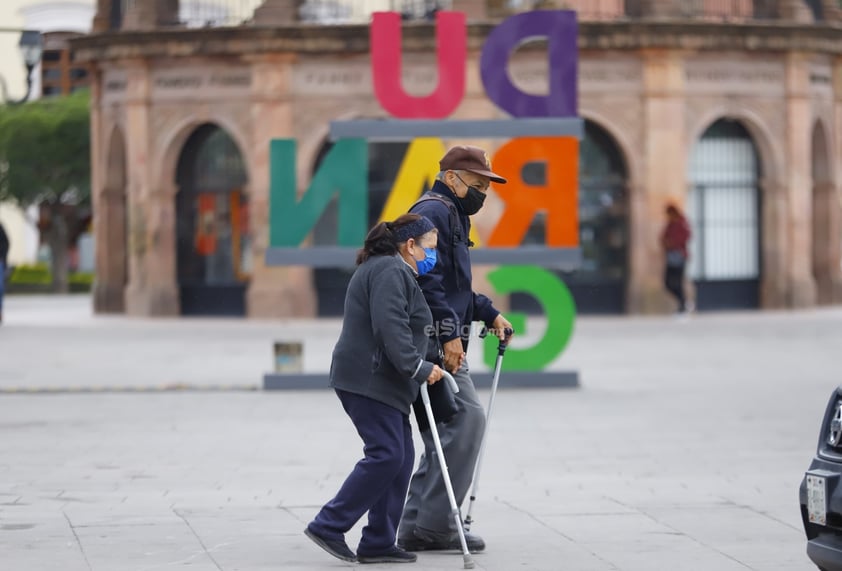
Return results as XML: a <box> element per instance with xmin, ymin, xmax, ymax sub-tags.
<box><xmin>330</xmin><ymin>254</ymin><xmax>435</xmax><ymax>415</ymax></box>
<box><xmin>410</xmin><ymin>181</ymin><xmax>499</xmax><ymax>348</ymax></box>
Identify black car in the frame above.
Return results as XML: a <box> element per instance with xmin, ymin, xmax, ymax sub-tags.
<box><xmin>801</xmin><ymin>386</ymin><xmax>842</xmax><ymax>570</ymax></box>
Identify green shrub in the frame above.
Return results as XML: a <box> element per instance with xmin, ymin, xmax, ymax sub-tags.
<box><xmin>9</xmin><ymin>263</ymin><xmax>94</xmax><ymax>287</ymax></box>
<box><xmin>9</xmin><ymin>263</ymin><xmax>51</xmax><ymax>285</ymax></box>
<box><xmin>69</xmin><ymin>272</ymin><xmax>94</xmax><ymax>286</ymax></box>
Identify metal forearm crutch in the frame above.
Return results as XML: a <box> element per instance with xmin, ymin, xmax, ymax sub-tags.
<box><xmin>463</xmin><ymin>327</ymin><xmax>513</xmax><ymax>533</ymax></box>
<box><xmin>420</xmin><ymin>371</ymin><xmax>474</xmax><ymax>569</ymax></box>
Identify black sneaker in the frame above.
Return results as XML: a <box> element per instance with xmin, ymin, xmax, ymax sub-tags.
<box><xmin>398</xmin><ymin>528</ymin><xmax>486</xmax><ymax>553</ymax></box>
<box><xmin>357</xmin><ymin>546</ymin><xmax>418</xmax><ymax>564</ymax></box>
<box><xmin>304</xmin><ymin>526</ymin><xmax>356</xmax><ymax>563</ymax></box>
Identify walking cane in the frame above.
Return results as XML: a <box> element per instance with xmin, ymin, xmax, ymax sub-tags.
<box><xmin>420</xmin><ymin>371</ymin><xmax>475</xmax><ymax>570</ymax></box>
<box><xmin>463</xmin><ymin>327</ymin><xmax>513</xmax><ymax>533</ymax></box>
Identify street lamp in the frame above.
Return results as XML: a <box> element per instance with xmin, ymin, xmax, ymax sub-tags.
<box><xmin>17</xmin><ymin>30</ymin><xmax>43</xmax><ymax>103</ymax></box>
<box><xmin>0</xmin><ymin>29</ymin><xmax>43</xmax><ymax>105</ymax></box>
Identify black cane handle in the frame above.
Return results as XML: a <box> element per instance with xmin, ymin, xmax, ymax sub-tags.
<box><xmin>497</xmin><ymin>327</ymin><xmax>514</xmax><ymax>355</ymax></box>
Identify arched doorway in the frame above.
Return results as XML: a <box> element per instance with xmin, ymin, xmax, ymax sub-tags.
<box><xmin>94</xmin><ymin>126</ymin><xmax>128</xmax><ymax>313</ymax></box>
<box><xmin>516</xmin><ymin>119</ymin><xmax>630</xmax><ymax>314</ymax></box>
<box><xmin>811</xmin><ymin>121</ymin><xmax>834</xmax><ymax>305</ymax></box>
<box><xmin>312</xmin><ymin>141</ymin><xmax>410</xmax><ymax>316</ymax></box>
<box><xmin>175</xmin><ymin>124</ymin><xmax>250</xmax><ymax>316</ymax></box>
<box><xmin>687</xmin><ymin>119</ymin><xmax>762</xmax><ymax>310</ymax></box>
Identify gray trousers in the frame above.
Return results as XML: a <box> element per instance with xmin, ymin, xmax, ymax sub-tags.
<box><xmin>398</xmin><ymin>365</ymin><xmax>486</xmax><ymax>540</ymax></box>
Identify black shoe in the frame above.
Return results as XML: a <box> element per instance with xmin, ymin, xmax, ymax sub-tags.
<box><xmin>398</xmin><ymin>529</ymin><xmax>486</xmax><ymax>553</ymax></box>
<box><xmin>357</xmin><ymin>546</ymin><xmax>417</xmax><ymax>564</ymax></box>
<box><xmin>304</xmin><ymin>526</ymin><xmax>356</xmax><ymax>563</ymax></box>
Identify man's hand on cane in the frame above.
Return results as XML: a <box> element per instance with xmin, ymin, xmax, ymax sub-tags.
<box><xmin>490</xmin><ymin>314</ymin><xmax>514</xmax><ymax>342</ymax></box>
<box><xmin>442</xmin><ymin>338</ymin><xmax>465</xmax><ymax>374</ymax></box>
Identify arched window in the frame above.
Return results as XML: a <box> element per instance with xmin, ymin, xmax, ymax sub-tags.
<box><xmin>687</xmin><ymin>119</ymin><xmax>761</xmax><ymax>309</ymax></box>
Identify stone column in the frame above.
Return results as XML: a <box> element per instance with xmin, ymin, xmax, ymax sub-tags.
<box><xmin>143</xmin><ymin>182</ymin><xmax>180</xmax><ymax>315</ymax></box>
<box><xmin>245</xmin><ymin>54</ymin><xmax>317</xmax><ymax>318</ymax></box>
<box><xmin>92</xmin><ymin>0</ymin><xmax>113</xmax><ymax>32</ymax></box>
<box><xmin>830</xmin><ymin>186</ymin><xmax>842</xmax><ymax>304</ymax></box>
<box><xmin>784</xmin><ymin>51</ymin><xmax>818</xmax><ymax>308</ymax></box>
<box><xmin>812</xmin><ymin>181</ymin><xmax>840</xmax><ymax>304</ymax></box>
<box><xmin>452</xmin><ymin>0</ymin><xmax>488</xmax><ymax>21</ymax></box>
<box><xmin>628</xmin><ymin>48</ymin><xmax>686</xmax><ymax>313</ymax></box>
<box><xmin>94</xmin><ymin>107</ymin><xmax>130</xmax><ymax>314</ymax></box>
<box><xmin>123</xmin><ymin>61</ymin><xmax>148</xmax><ymax>315</ymax></box>
<box><xmin>822</xmin><ymin>0</ymin><xmax>842</xmax><ymax>23</ymax></box>
<box><xmin>93</xmin><ymin>187</ymin><xmax>128</xmax><ymax>313</ymax></box>
<box><xmin>121</xmin><ymin>1</ymin><xmax>156</xmax><ymax>30</ymax></box>
<box><xmin>778</xmin><ymin>0</ymin><xmax>814</xmax><ymax>22</ymax></box>
<box><xmin>122</xmin><ymin>0</ymin><xmax>180</xmax><ymax>30</ymax></box>
<box><xmin>830</xmin><ymin>57</ymin><xmax>842</xmax><ymax>304</ymax></box>
<box><xmin>123</xmin><ymin>61</ymin><xmax>179</xmax><ymax>316</ymax></box>
<box><xmin>486</xmin><ymin>0</ymin><xmax>509</xmax><ymax>18</ymax></box>
<box><xmin>253</xmin><ymin>0</ymin><xmax>304</xmax><ymax>25</ymax></box>
<box><xmin>90</xmin><ymin>67</ymin><xmax>125</xmax><ymax>313</ymax></box>
<box><xmin>759</xmin><ymin>179</ymin><xmax>790</xmax><ymax>308</ymax></box>
<box><xmin>624</xmin><ymin>181</ymin><xmax>650</xmax><ymax>313</ymax></box>
<box><xmin>156</xmin><ymin>0</ymin><xmax>179</xmax><ymax>26</ymax></box>
<box><xmin>636</xmin><ymin>0</ymin><xmax>681</xmax><ymax>18</ymax></box>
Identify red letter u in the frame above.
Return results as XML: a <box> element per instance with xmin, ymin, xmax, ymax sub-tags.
<box><xmin>371</xmin><ymin>11</ymin><xmax>466</xmax><ymax>119</ymax></box>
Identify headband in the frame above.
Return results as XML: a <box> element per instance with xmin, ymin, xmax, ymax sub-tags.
<box><xmin>391</xmin><ymin>216</ymin><xmax>435</xmax><ymax>243</ymax></box>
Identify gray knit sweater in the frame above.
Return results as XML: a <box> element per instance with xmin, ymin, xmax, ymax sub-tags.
<box><xmin>329</xmin><ymin>254</ymin><xmax>435</xmax><ymax>415</ymax></box>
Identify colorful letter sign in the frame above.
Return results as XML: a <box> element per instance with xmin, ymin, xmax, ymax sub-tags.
<box><xmin>486</xmin><ymin>137</ymin><xmax>578</xmax><ymax>247</ymax></box>
<box><xmin>480</xmin><ymin>10</ymin><xmax>578</xmax><ymax>118</ymax></box>
<box><xmin>267</xmin><ymin>10</ymin><xmax>583</xmax><ymax>378</ymax></box>
<box><xmin>483</xmin><ymin>265</ymin><xmax>576</xmax><ymax>371</ymax></box>
<box><xmin>371</xmin><ymin>11</ymin><xmax>466</xmax><ymax>118</ymax></box>
<box><xmin>270</xmin><ymin>139</ymin><xmax>368</xmax><ymax>247</ymax></box>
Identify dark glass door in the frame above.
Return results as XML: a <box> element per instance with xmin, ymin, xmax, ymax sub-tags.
<box><xmin>176</xmin><ymin>124</ymin><xmax>250</xmax><ymax>316</ymax></box>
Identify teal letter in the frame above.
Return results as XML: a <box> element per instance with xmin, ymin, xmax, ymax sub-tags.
<box><xmin>269</xmin><ymin>138</ymin><xmax>368</xmax><ymax>247</ymax></box>
<box><xmin>483</xmin><ymin>265</ymin><xmax>576</xmax><ymax>371</ymax></box>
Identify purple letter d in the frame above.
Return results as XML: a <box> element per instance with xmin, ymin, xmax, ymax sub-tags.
<box><xmin>480</xmin><ymin>10</ymin><xmax>578</xmax><ymax>118</ymax></box>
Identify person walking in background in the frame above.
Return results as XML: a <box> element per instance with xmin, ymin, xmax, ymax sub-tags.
<box><xmin>398</xmin><ymin>145</ymin><xmax>514</xmax><ymax>554</ymax></box>
<box><xmin>661</xmin><ymin>203</ymin><xmax>692</xmax><ymax>314</ymax></box>
<box><xmin>305</xmin><ymin>213</ymin><xmax>444</xmax><ymax>565</ymax></box>
<box><xmin>0</xmin><ymin>221</ymin><xmax>9</xmax><ymax>324</ymax></box>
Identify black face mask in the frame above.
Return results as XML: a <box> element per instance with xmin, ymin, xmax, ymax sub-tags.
<box><xmin>455</xmin><ymin>176</ymin><xmax>487</xmax><ymax>215</ymax></box>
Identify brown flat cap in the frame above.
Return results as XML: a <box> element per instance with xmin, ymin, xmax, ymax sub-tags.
<box><xmin>439</xmin><ymin>145</ymin><xmax>507</xmax><ymax>184</ymax></box>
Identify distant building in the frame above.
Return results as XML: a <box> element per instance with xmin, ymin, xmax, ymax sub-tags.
<box><xmin>73</xmin><ymin>0</ymin><xmax>842</xmax><ymax>316</ymax></box>
<box><xmin>0</xmin><ymin>1</ymin><xmax>94</xmax><ymax>266</ymax></box>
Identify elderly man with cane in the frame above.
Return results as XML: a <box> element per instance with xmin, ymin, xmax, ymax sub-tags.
<box><xmin>398</xmin><ymin>145</ymin><xmax>514</xmax><ymax>554</ymax></box>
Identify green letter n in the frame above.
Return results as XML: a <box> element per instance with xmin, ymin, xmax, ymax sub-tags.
<box><xmin>269</xmin><ymin>138</ymin><xmax>368</xmax><ymax>247</ymax></box>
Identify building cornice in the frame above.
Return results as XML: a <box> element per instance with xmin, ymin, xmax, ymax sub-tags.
<box><xmin>70</xmin><ymin>20</ymin><xmax>842</xmax><ymax>64</ymax></box>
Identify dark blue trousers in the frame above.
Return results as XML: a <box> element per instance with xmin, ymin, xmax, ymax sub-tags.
<box><xmin>309</xmin><ymin>390</ymin><xmax>415</xmax><ymax>555</ymax></box>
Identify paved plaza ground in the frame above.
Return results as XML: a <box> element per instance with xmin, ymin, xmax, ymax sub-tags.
<box><xmin>0</xmin><ymin>294</ymin><xmax>840</xmax><ymax>570</ymax></box>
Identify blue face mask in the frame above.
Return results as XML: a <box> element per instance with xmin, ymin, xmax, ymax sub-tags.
<box><xmin>416</xmin><ymin>247</ymin><xmax>437</xmax><ymax>276</ymax></box>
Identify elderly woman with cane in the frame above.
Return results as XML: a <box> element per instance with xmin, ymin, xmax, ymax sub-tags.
<box><xmin>305</xmin><ymin>213</ymin><xmax>445</xmax><ymax>564</ymax></box>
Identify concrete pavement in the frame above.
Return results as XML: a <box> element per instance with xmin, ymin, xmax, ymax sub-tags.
<box><xmin>0</xmin><ymin>294</ymin><xmax>840</xmax><ymax>570</ymax></box>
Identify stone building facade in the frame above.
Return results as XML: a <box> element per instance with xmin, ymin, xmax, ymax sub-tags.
<box><xmin>73</xmin><ymin>0</ymin><xmax>842</xmax><ymax>318</ymax></box>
